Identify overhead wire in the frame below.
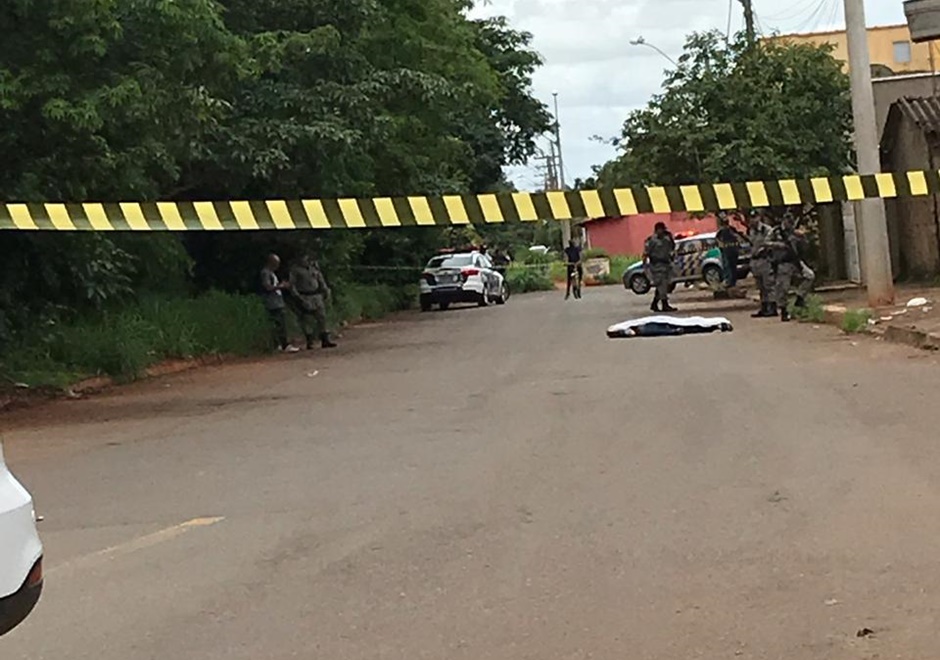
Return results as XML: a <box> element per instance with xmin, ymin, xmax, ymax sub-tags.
<box><xmin>788</xmin><ymin>0</ymin><xmax>836</xmax><ymax>35</ymax></box>
<box><xmin>762</xmin><ymin>0</ymin><xmax>827</xmax><ymax>24</ymax></box>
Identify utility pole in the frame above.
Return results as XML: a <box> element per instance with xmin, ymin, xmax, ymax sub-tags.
<box><xmin>552</xmin><ymin>92</ymin><xmax>571</xmax><ymax>248</ymax></box>
<box><xmin>546</xmin><ymin>143</ymin><xmax>559</xmax><ymax>191</ymax></box>
<box><xmin>738</xmin><ymin>0</ymin><xmax>756</xmax><ymax>45</ymax></box>
<box><xmin>844</xmin><ymin>0</ymin><xmax>895</xmax><ymax>306</ymax></box>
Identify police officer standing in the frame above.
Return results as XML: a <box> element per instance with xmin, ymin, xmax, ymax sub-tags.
<box><xmin>288</xmin><ymin>254</ymin><xmax>338</xmax><ymax>350</ymax></box>
<box><xmin>767</xmin><ymin>213</ymin><xmax>804</xmax><ymax>323</ymax></box>
<box><xmin>643</xmin><ymin>222</ymin><xmax>677</xmax><ymax>312</ymax></box>
<box><xmin>747</xmin><ymin>210</ymin><xmax>776</xmax><ymax>318</ymax></box>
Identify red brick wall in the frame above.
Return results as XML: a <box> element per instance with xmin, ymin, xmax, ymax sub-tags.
<box><xmin>584</xmin><ymin>213</ymin><xmax>718</xmax><ymax>256</ymax></box>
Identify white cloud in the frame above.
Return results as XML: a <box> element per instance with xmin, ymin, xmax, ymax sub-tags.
<box><xmin>472</xmin><ymin>0</ymin><xmax>907</xmax><ymax>187</ymax></box>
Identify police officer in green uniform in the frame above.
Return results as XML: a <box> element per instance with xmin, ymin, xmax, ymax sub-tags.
<box><xmin>289</xmin><ymin>254</ymin><xmax>338</xmax><ymax>350</ymax></box>
<box><xmin>747</xmin><ymin>210</ymin><xmax>776</xmax><ymax>318</ymax></box>
<box><xmin>767</xmin><ymin>213</ymin><xmax>804</xmax><ymax>323</ymax></box>
<box><xmin>643</xmin><ymin>222</ymin><xmax>677</xmax><ymax>312</ymax></box>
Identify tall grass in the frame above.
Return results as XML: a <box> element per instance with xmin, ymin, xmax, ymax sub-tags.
<box><xmin>1</xmin><ymin>285</ymin><xmax>411</xmax><ymax>386</ymax></box>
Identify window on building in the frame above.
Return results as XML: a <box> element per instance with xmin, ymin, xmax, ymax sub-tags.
<box><xmin>894</xmin><ymin>40</ymin><xmax>913</xmax><ymax>64</ymax></box>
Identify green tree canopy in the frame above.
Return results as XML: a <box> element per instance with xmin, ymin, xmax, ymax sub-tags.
<box><xmin>0</xmin><ymin>0</ymin><xmax>550</xmax><ymax>343</ymax></box>
<box><xmin>596</xmin><ymin>32</ymin><xmax>852</xmax><ymax>188</ymax></box>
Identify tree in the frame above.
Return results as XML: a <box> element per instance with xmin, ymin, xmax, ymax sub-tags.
<box><xmin>0</xmin><ymin>0</ymin><xmax>551</xmax><ymax>346</ymax></box>
<box><xmin>597</xmin><ymin>31</ymin><xmax>852</xmax><ymax>188</ymax></box>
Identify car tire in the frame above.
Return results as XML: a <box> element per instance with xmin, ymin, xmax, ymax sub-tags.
<box><xmin>478</xmin><ymin>291</ymin><xmax>489</xmax><ymax>307</ymax></box>
<box><xmin>702</xmin><ymin>264</ymin><xmax>724</xmax><ymax>288</ymax></box>
<box><xmin>629</xmin><ymin>274</ymin><xmax>651</xmax><ymax>295</ymax></box>
<box><xmin>495</xmin><ymin>283</ymin><xmax>509</xmax><ymax>305</ymax></box>
<box><xmin>439</xmin><ymin>302</ymin><xmax>450</xmax><ymax>311</ymax></box>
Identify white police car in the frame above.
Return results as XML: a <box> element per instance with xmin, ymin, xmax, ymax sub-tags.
<box><xmin>419</xmin><ymin>250</ymin><xmax>509</xmax><ymax>311</ymax></box>
<box><xmin>0</xmin><ymin>443</ymin><xmax>43</xmax><ymax>636</ymax></box>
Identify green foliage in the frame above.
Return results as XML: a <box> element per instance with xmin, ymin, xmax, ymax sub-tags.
<box><xmin>0</xmin><ymin>1</ymin><xmax>549</xmax><ymax>379</ymax></box>
<box><xmin>597</xmin><ymin>31</ymin><xmax>852</xmax><ymax>187</ymax></box>
<box><xmin>794</xmin><ymin>294</ymin><xmax>826</xmax><ymax>323</ymax></box>
<box><xmin>506</xmin><ymin>263</ymin><xmax>554</xmax><ymax>294</ymax></box>
<box><xmin>583</xmin><ymin>247</ymin><xmax>609</xmax><ymax>260</ymax></box>
<box><xmin>604</xmin><ymin>255</ymin><xmax>641</xmax><ymax>285</ymax></box>
<box><xmin>1</xmin><ymin>292</ymin><xmax>270</xmax><ymax>385</ymax></box>
<box><xmin>841</xmin><ymin>308</ymin><xmax>872</xmax><ymax>334</ymax></box>
<box><xmin>1</xmin><ymin>283</ymin><xmax>411</xmax><ymax>386</ymax></box>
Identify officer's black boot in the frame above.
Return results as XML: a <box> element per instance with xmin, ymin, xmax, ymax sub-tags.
<box><xmin>650</xmin><ymin>295</ymin><xmax>660</xmax><ymax>313</ymax></box>
<box><xmin>320</xmin><ymin>332</ymin><xmax>338</xmax><ymax>349</ymax></box>
<box><xmin>795</xmin><ymin>295</ymin><xmax>806</xmax><ymax>309</ymax></box>
<box><xmin>305</xmin><ymin>334</ymin><xmax>316</xmax><ymax>350</ymax></box>
<box><xmin>780</xmin><ymin>306</ymin><xmax>791</xmax><ymax>323</ymax></box>
<box><xmin>768</xmin><ymin>302</ymin><xmax>778</xmax><ymax>317</ymax></box>
<box><xmin>751</xmin><ymin>303</ymin><xmax>768</xmax><ymax>318</ymax></box>
<box><xmin>661</xmin><ymin>298</ymin><xmax>678</xmax><ymax>313</ymax></box>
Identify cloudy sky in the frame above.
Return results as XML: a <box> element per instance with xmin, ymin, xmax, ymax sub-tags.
<box><xmin>470</xmin><ymin>0</ymin><xmax>907</xmax><ymax>188</ymax></box>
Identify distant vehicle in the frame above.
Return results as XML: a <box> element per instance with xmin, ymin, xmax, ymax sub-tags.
<box><xmin>419</xmin><ymin>251</ymin><xmax>509</xmax><ymax>311</ymax></box>
<box><xmin>622</xmin><ymin>232</ymin><xmax>751</xmax><ymax>295</ymax></box>
<box><xmin>0</xmin><ymin>443</ymin><xmax>43</xmax><ymax>636</ymax></box>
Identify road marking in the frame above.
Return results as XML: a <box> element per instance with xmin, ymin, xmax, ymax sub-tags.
<box><xmin>48</xmin><ymin>516</ymin><xmax>225</xmax><ymax>576</ymax></box>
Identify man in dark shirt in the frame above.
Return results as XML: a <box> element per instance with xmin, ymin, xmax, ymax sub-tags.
<box><xmin>716</xmin><ymin>213</ymin><xmax>744</xmax><ymax>288</ymax></box>
<box><xmin>564</xmin><ymin>240</ymin><xmax>583</xmax><ymax>300</ymax></box>
<box><xmin>260</xmin><ymin>254</ymin><xmax>300</xmax><ymax>353</ymax></box>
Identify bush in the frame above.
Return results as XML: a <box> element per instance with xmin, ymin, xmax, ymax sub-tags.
<box><xmin>330</xmin><ymin>282</ymin><xmax>414</xmax><ymax>325</ymax></box>
<box><xmin>597</xmin><ymin>255</ymin><xmax>641</xmax><ymax>286</ymax></box>
<box><xmin>794</xmin><ymin>294</ymin><xmax>825</xmax><ymax>323</ymax></box>
<box><xmin>1</xmin><ymin>284</ymin><xmax>412</xmax><ymax>386</ymax></box>
<box><xmin>519</xmin><ymin>250</ymin><xmax>555</xmax><ymax>266</ymax></box>
<box><xmin>583</xmin><ymin>247</ymin><xmax>609</xmax><ymax>260</ymax></box>
<box><xmin>841</xmin><ymin>308</ymin><xmax>872</xmax><ymax>334</ymax></box>
<box><xmin>506</xmin><ymin>263</ymin><xmax>555</xmax><ymax>293</ymax></box>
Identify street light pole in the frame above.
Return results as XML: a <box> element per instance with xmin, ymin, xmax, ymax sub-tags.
<box><xmin>844</xmin><ymin>0</ymin><xmax>895</xmax><ymax>306</ymax></box>
<box><xmin>629</xmin><ymin>37</ymin><xmax>679</xmax><ymax>67</ymax></box>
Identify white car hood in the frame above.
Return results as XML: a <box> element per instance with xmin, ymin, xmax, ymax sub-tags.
<box><xmin>0</xmin><ymin>443</ymin><xmax>42</xmax><ymax>598</ymax></box>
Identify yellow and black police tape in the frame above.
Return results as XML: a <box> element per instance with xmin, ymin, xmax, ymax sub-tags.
<box><xmin>1</xmin><ymin>170</ymin><xmax>935</xmax><ymax>231</ymax></box>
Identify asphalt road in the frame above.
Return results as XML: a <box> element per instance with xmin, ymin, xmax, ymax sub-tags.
<box><xmin>5</xmin><ymin>284</ymin><xmax>940</xmax><ymax>659</ymax></box>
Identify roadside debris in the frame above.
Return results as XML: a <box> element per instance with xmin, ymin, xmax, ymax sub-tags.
<box><xmin>856</xmin><ymin>627</ymin><xmax>875</xmax><ymax>638</ymax></box>
<box><xmin>307</xmin><ymin>370</ymin><xmax>320</xmax><ymax>378</ymax></box>
<box><xmin>767</xmin><ymin>490</ymin><xmax>787</xmax><ymax>504</ymax></box>
<box><xmin>907</xmin><ymin>297</ymin><xmax>929</xmax><ymax>308</ymax></box>
<box><xmin>824</xmin><ymin>598</ymin><xmax>840</xmax><ymax>606</ymax></box>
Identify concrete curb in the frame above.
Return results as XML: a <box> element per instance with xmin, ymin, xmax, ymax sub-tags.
<box><xmin>819</xmin><ymin>302</ymin><xmax>940</xmax><ymax>351</ymax></box>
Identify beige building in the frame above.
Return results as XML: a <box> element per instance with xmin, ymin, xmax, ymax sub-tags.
<box><xmin>771</xmin><ymin>24</ymin><xmax>939</xmax><ymax>76</ymax></box>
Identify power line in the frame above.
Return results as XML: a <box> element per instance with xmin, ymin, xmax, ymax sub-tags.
<box><xmin>763</xmin><ymin>0</ymin><xmax>827</xmax><ymax>23</ymax></box>
<box><xmin>789</xmin><ymin>0</ymin><xmax>835</xmax><ymax>35</ymax></box>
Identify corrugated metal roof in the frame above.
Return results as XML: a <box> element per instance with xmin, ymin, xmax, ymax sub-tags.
<box><xmin>898</xmin><ymin>96</ymin><xmax>940</xmax><ymax>133</ymax></box>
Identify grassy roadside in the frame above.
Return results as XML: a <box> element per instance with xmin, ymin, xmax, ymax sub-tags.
<box><xmin>1</xmin><ymin>284</ymin><xmax>413</xmax><ymax>388</ymax></box>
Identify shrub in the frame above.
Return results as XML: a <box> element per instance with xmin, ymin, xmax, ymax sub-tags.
<box><xmin>794</xmin><ymin>294</ymin><xmax>826</xmax><ymax>323</ymax></box>
<box><xmin>1</xmin><ymin>284</ymin><xmax>412</xmax><ymax>386</ymax></box>
<box><xmin>841</xmin><ymin>308</ymin><xmax>872</xmax><ymax>334</ymax></box>
<box><xmin>583</xmin><ymin>247</ymin><xmax>609</xmax><ymax>260</ymax></box>
<box><xmin>506</xmin><ymin>263</ymin><xmax>555</xmax><ymax>293</ymax></box>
